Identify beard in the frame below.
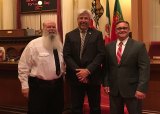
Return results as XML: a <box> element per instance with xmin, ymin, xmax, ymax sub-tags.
<box><xmin>42</xmin><ymin>31</ymin><xmax>62</xmax><ymax>51</ymax></box>
<box><xmin>43</xmin><ymin>30</ymin><xmax>56</xmax><ymax>40</ymax></box>
<box><xmin>49</xmin><ymin>32</ymin><xmax>58</xmax><ymax>40</ymax></box>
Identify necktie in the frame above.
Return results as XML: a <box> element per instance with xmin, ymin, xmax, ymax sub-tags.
<box><xmin>80</xmin><ymin>32</ymin><xmax>86</xmax><ymax>59</ymax></box>
<box><xmin>53</xmin><ymin>49</ymin><xmax>60</xmax><ymax>75</ymax></box>
<box><xmin>116</xmin><ymin>42</ymin><xmax>123</xmax><ymax>64</ymax></box>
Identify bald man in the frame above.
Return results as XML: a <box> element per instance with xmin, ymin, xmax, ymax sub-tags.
<box><xmin>18</xmin><ymin>20</ymin><xmax>65</xmax><ymax>114</ymax></box>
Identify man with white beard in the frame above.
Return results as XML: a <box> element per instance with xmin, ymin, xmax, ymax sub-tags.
<box><xmin>18</xmin><ymin>20</ymin><xmax>65</xmax><ymax>114</ymax></box>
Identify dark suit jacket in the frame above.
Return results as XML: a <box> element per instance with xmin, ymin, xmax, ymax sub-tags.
<box><xmin>103</xmin><ymin>37</ymin><xmax>150</xmax><ymax>97</ymax></box>
<box><xmin>63</xmin><ymin>28</ymin><xmax>105</xmax><ymax>85</ymax></box>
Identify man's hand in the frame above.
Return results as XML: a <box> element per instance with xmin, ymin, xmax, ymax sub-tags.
<box><xmin>104</xmin><ymin>86</ymin><xmax>110</xmax><ymax>95</ymax></box>
<box><xmin>61</xmin><ymin>62</ymin><xmax>66</xmax><ymax>76</ymax></box>
<box><xmin>80</xmin><ymin>77</ymin><xmax>88</xmax><ymax>83</ymax></box>
<box><xmin>76</xmin><ymin>69</ymin><xmax>90</xmax><ymax>78</ymax></box>
<box><xmin>135</xmin><ymin>91</ymin><xmax>146</xmax><ymax>100</ymax></box>
<box><xmin>22</xmin><ymin>88</ymin><xmax>29</xmax><ymax>98</ymax></box>
<box><xmin>76</xmin><ymin>69</ymin><xmax>90</xmax><ymax>83</ymax></box>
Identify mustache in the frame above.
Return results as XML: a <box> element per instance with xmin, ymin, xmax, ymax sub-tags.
<box><xmin>48</xmin><ymin>31</ymin><xmax>56</xmax><ymax>34</ymax></box>
<box><xmin>118</xmin><ymin>31</ymin><xmax>127</xmax><ymax>34</ymax></box>
<box><xmin>80</xmin><ymin>22</ymin><xmax>88</xmax><ymax>25</ymax></box>
<box><xmin>43</xmin><ymin>31</ymin><xmax>56</xmax><ymax>37</ymax></box>
<box><xmin>48</xmin><ymin>33</ymin><xmax>57</xmax><ymax>40</ymax></box>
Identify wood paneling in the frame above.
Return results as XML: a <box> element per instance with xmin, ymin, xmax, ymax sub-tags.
<box><xmin>0</xmin><ymin>62</ymin><xmax>27</xmax><ymax>112</ymax></box>
<box><xmin>0</xmin><ymin>35</ymin><xmax>37</xmax><ymax>113</ymax></box>
<box><xmin>142</xmin><ymin>64</ymin><xmax>160</xmax><ymax>111</ymax></box>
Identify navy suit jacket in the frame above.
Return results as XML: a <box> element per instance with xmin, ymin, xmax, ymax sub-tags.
<box><xmin>63</xmin><ymin>28</ymin><xmax>105</xmax><ymax>85</ymax></box>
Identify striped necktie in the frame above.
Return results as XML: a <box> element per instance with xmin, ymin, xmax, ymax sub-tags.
<box><xmin>116</xmin><ymin>42</ymin><xmax>123</xmax><ymax>64</ymax></box>
<box><xmin>80</xmin><ymin>31</ymin><xmax>86</xmax><ymax>59</ymax></box>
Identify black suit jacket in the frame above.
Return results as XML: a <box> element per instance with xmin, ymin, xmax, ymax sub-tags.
<box><xmin>63</xmin><ymin>28</ymin><xmax>105</xmax><ymax>85</ymax></box>
<box><xmin>103</xmin><ymin>38</ymin><xmax>150</xmax><ymax>97</ymax></box>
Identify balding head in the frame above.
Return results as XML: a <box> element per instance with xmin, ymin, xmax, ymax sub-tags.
<box><xmin>42</xmin><ymin>20</ymin><xmax>57</xmax><ymax>40</ymax></box>
<box><xmin>42</xmin><ymin>20</ymin><xmax>62</xmax><ymax>50</ymax></box>
<box><xmin>43</xmin><ymin>20</ymin><xmax>56</xmax><ymax>28</ymax></box>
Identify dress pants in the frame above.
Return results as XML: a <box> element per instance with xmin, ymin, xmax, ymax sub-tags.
<box><xmin>70</xmin><ymin>84</ymin><xmax>101</xmax><ymax>114</ymax></box>
<box><xmin>109</xmin><ymin>94</ymin><xmax>142</xmax><ymax>114</ymax></box>
<box><xmin>28</xmin><ymin>77</ymin><xmax>64</xmax><ymax>114</ymax></box>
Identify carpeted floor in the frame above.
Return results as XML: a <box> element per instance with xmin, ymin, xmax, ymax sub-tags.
<box><xmin>83</xmin><ymin>86</ymin><xmax>128</xmax><ymax>114</ymax></box>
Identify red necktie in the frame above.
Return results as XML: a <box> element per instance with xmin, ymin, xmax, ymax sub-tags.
<box><xmin>116</xmin><ymin>42</ymin><xmax>123</xmax><ymax>64</ymax></box>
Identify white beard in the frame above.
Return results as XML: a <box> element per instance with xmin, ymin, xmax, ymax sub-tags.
<box><xmin>48</xmin><ymin>33</ymin><xmax>56</xmax><ymax>40</ymax></box>
<box><xmin>42</xmin><ymin>33</ymin><xmax>62</xmax><ymax>52</ymax></box>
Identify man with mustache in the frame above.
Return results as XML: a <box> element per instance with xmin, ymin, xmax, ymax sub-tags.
<box><xmin>103</xmin><ymin>21</ymin><xmax>150</xmax><ymax>114</ymax></box>
<box><xmin>18</xmin><ymin>20</ymin><xmax>65</xmax><ymax>114</ymax></box>
<box><xmin>63</xmin><ymin>9</ymin><xmax>105</xmax><ymax>114</ymax></box>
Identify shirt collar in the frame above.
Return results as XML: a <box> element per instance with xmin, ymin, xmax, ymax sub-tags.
<box><xmin>117</xmin><ymin>37</ymin><xmax>129</xmax><ymax>46</ymax></box>
<box><xmin>79</xmin><ymin>29</ymin><xmax>88</xmax><ymax>33</ymax></box>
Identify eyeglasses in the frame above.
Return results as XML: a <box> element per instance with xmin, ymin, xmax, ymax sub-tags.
<box><xmin>116</xmin><ymin>27</ymin><xmax>128</xmax><ymax>30</ymax></box>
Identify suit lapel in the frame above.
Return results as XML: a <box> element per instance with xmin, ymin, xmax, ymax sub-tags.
<box><xmin>74</xmin><ymin>29</ymin><xmax>81</xmax><ymax>57</ymax></box>
<box><xmin>120</xmin><ymin>38</ymin><xmax>133</xmax><ymax>64</ymax></box>
<box><xmin>82</xmin><ymin>28</ymin><xmax>92</xmax><ymax>51</ymax></box>
<box><xmin>112</xmin><ymin>41</ymin><xmax>118</xmax><ymax>64</ymax></box>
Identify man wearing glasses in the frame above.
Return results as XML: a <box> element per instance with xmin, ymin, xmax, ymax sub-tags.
<box><xmin>103</xmin><ymin>20</ymin><xmax>150</xmax><ymax>114</ymax></box>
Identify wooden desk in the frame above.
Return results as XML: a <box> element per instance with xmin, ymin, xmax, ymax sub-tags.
<box><xmin>0</xmin><ymin>62</ymin><xmax>27</xmax><ymax>113</ymax></box>
<box><xmin>143</xmin><ymin>63</ymin><xmax>160</xmax><ymax>112</ymax></box>
<box><xmin>0</xmin><ymin>35</ymin><xmax>38</xmax><ymax>113</ymax></box>
<box><xmin>0</xmin><ymin>36</ymin><xmax>39</xmax><ymax>61</ymax></box>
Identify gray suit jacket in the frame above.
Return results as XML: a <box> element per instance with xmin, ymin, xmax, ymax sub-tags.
<box><xmin>103</xmin><ymin>38</ymin><xmax>150</xmax><ymax>97</ymax></box>
<box><xmin>63</xmin><ymin>28</ymin><xmax>105</xmax><ymax>85</ymax></box>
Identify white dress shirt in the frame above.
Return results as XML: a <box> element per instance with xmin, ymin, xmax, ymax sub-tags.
<box><xmin>18</xmin><ymin>37</ymin><xmax>64</xmax><ymax>89</ymax></box>
<box><xmin>116</xmin><ymin>37</ymin><xmax>129</xmax><ymax>55</ymax></box>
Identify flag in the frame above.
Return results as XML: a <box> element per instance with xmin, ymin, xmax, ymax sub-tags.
<box><xmin>91</xmin><ymin>0</ymin><xmax>104</xmax><ymax>29</ymax></box>
<box><xmin>91</xmin><ymin>0</ymin><xmax>99</xmax><ymax>28</ymax></box>
<box><xmin>104</xmin><ymin>0</ymin><xmax>111</xmax><ymax>44</ymax></box>
<box><xmin>111</xmin><ymin>0</ymin><xmax>124</xmax><ymax>41</ymax></box>
<box><xmin>89</xmin><ymin>15</ymin><xmax>96</xmax><ymax>29</ymax></box>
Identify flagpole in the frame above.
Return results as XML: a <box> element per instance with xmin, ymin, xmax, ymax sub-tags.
<box><xmin>104</xmin><ymin>0</ymin><xmax>111</xmax><ymax>44</ymax></box>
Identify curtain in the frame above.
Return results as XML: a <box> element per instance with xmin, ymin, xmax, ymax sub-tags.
<box><xmin>21</xmin><ymin>13</ymin><xmax>57</xmax><ymax>30</ymax></box>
